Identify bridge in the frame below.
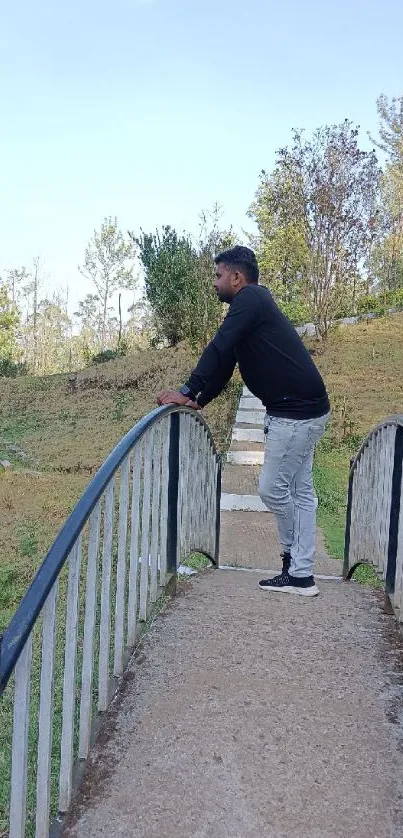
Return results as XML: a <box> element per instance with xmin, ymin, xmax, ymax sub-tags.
<box><xmin>1</xmin><ymin>390</ymin><xmax>403</xmax><ymax>837</ymax></box>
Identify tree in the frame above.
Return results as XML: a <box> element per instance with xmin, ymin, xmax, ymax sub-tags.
<box><xmin>133</xmin><ymin>225</ymin><xmax>198</xmax><ymax>346</ymax></box>
<box><xmin>35</xmin><ymin>293</ymin><xmax>72</xmax><ymax>375</ymax></box>
<box><xmin>369</xmin><ymin>96</ymin><xmax>403</xmax><ymax>292</ymax></box>
<box><xmin>132</xmin><ymin>208</ymin><xmax>235</xmax><ymax>350</ymax></box>
<box><xmin>371</xmin><ymin>94</ymin><xmax>403</xmax><ymax>172</ymax></box>
<box><xmin>79</xmin><ymin>217</ymin><xmax>136</xmax><ymax>349</ymax></box>
<box><xmin>0</xmin><ymin>285</ymin><xmax>19</xmax><ymax>362</ymax></box>
<box><xmin>249</xmin><ymin>121</ymin><xmax>381</xmax><ymax>337</ymax></box>
<box><xmin>6</xmin><ymin>266</ymin><xmax>30</xmax><ymax>307</ymax></box>
<box><xmin>190</xmin><ymin>205</ymin><xmax>235</xmax><ymax>348</ymax></box>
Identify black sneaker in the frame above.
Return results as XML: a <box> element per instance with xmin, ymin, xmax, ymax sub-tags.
<box><xmin>281</xmin><ymin>551</ymin><xmax>291</xmax><ymax>573</ymax></box>
<box><xmin>258</xmin><ymin>571</ymin><xmax>319</xmax><ymax>597</ymax></box>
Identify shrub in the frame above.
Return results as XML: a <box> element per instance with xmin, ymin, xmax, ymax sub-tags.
<box><xmin>90</xmin><ymin>344</ymin><xmax>127</xmax><ymax>365</ymax></box>
<box><xmin>0</xmin><ymin>358</ymin><xmax>28</xmax><ymax>377</ymax></box>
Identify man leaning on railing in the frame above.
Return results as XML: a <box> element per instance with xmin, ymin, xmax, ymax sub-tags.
<box><xmin>157</xmin><ymin>246</ymin><xmax>330</xmax><ymax>598</ymax></box>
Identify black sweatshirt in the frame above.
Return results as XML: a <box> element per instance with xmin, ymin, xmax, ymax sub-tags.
<box><xmin>185</xmin><ymin>284</ymin><xmax>330</xmax><ymax>419</ymax></box>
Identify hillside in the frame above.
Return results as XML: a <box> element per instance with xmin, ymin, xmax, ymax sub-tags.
<box><xmin>0</xmin><ymin>342</ymin><xmax>240</xmax><ymax>628</ymax></box>
<box><xmin>1</xmin><ymin>312</ymin><xmax>403</xmax><ymax>627</ymax></box>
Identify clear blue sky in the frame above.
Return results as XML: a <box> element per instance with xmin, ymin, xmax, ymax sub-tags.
<box><xmin>1</xmin><ymin>0</ymin><xmax>402</xmax><ymax>311</ymax></box>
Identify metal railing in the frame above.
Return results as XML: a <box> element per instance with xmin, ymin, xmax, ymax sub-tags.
<box><xmin>0</xmin><ymin>405</ymin><xmax>221</xmax><ymax>838</ymax></box>
<box><xmin>344</xmin><ymin>415</ymin><xmax>403</xmax><ymax>619</ymax></box>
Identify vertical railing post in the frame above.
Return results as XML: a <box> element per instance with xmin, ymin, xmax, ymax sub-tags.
<box><xmin>214</xmin><ymin>455</ymin><xmax>221</xmax><ymax>566</ymax></box>
<box><xmin>386</xmin><ymin>425</ymin><xmax>403</xmax><ymax>595</ymax></box>
<box><xmin>343</xmin><ymin>457</ymin><xmax>355</xmax><ymax>579</ymax></box>
<box><xmin>166</xmin><ymin>412</ymin><xmax>180</xmax><ymax>575</ymax></box>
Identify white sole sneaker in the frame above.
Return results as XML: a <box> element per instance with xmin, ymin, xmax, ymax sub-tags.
<box><xmin>259</xmin><ymin>583</ymin><xmax>320</xmax><ymax>597</ymax></box>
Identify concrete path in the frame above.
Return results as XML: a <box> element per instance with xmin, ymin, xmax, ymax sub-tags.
<box><xmin>62</xmin><ymin>390</ymin><xmax>403</xmax><ymax>837</ymax></box>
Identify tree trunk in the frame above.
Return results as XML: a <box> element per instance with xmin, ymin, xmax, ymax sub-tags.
<box><xmin>118</xmin><ymin>292</ymin><xmax>122</xmax><ymax>350</ymax></box>
<box><xmin>101</xmin><ymin>288</ymin><xmax>108</xmax><ymax>350</ymax></box>
<box><xmin>33</xmin><ymin>261</ymin><xmax>39</xmax><ymax>373</ymax></box>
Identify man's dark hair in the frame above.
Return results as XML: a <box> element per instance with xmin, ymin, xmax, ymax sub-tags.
<box><xmin>214</xmin><ymin>245</ymin><xmax>259</xmax><ymax>284</ymax></box>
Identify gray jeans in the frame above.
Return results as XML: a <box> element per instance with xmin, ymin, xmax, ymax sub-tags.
<box><xmin>258</xmin><ymin>412</ymin><xmax>330</xmax><ymax>577</ymax></box>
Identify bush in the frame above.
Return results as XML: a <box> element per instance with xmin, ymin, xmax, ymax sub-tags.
<box><xmin>356</xmin><ymin>295</ymin><xmax>385</xmax><ymax>315</ymax></box>
<box><xmin>0</xmin><ymin>358</ymin><xmax>28</xmax><ymax>377</ymax></box>
<box><xmin>90</xmin><ymin>344</ymin><xmax>127</xmax><ymax>365</ymax></box>
<box><xmin>278</xmin><ymin>299</ymin><xmax>310</xmax><ymax>325</ymax></box>
<box><xmin>391</xmin><ymin>288</ymin><xmax>403</xmax><ymax>309</ymax></box>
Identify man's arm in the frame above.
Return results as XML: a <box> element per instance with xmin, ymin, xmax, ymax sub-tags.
<box><xmin>184</xmin><ymin>287</ymin><xmax>259</xmax><ymax>397</ymax></box>
<box><xmin>157</xmin><ymin>287</ymin><xmax>259</xmax><ymax>407</ymax></box>
<box><xmin>196</xmin><ymin>349</ymin><xmax>237</xmax><ymax>407</ymax></box>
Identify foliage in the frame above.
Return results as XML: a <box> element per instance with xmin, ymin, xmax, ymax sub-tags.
<box><xmin>0</xmin><ymin>358</ymin><xmax>27</xmax><ymax>378</ymax></box>
<box><xmin>0</xmin><ymin>285</ymin><xmax>20</xmax><ymax>361</ymax></box>
<box><xmin>368</xmin><ymin>97</ymin><xmax>403</xmax><ymax>293</ymax></box>
<box><xmin>90</xmin><ymin>345</ymin><xmax>127</xmax><ymax>365</ymax></box>
<box><xmin>250</xmin><ymin>121</ymin><xmax>381</xmax><ymax>337</ymax></box>
<box><xmin>356</xmin><ymin>294</ymin><xmax>384</xmax><ymax>315</ymax></box>
<box><xmin>133</xmin><ymin>206</ymin><xmax>235</xmax><ymax>351</ymax></box>
<box><xmin>134</xmin><ymin>225</ymin><xmax>196</xmax><ymax>346</ymax></box>
<box><xmin>78</xmin><ymin>217</ymin><xmax>136</xmax><ymax>350</ymax></box>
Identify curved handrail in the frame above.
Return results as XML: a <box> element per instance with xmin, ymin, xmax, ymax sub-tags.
<box><xmin>349</xmin><ymin>415</ymin><xmax>403</xmax><ymax>475</ymax></box>
<box><xmin>344</xmin><ymin>414</ymin><xmax>403</xmax><ymax>586</ymax></box>
<box><xmin>0</xmin><ymin>404</ymin><xmax>218</xmax><ymax>693</ymax></box>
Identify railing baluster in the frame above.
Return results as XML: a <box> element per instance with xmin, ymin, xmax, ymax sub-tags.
<box><xmin>127</xmin><ymin>444</ymin><xmax>141</xmax><ymax>647</ymax></box>
<box><xmin>59</xmin><ymin>535</ymin><xmax>82</xmax><ymax>812</ymax></box>
<box><xmin>191</xmin><ymin>420</ymin><xmax>201</xmax><ymax>552</ymax></box>
<box><xmin>78</xmin><ymin>501</ymin><xmax>101</xmax><ymax>759</ymax></box>
<box><xmin>98</xmin><ymin>479</ymin><xmax>115</xmax><ymax>712</ymax></box>
<box><xmin>114</xmin><ymin>456</ymin><xmax>130</xmax><ymax>677</ymax></box>
<box><xmin>159</xmin><ymin>418</ymin><xmax>170</xmax><ymax>587</ymax></box>
<box><xmin>150</xmin><ymin>425</ymin><xmax>161</xmax><ymax>603</ymax></box>
<box><xmin>35</xmin><ymin>580</ymin><xmax>59</xmax><ymax>838</ymax></box>
<box><xmin>139</xmin><ymin>428</ymin><xmax>153</xmax><ymax>621</ymax></box>
<box><xmin>9</xmin><ymin>633</ymin><xmax>33</xmax><ymax>838</ymax></box>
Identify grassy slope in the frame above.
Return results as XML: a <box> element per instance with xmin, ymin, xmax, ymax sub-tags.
<box><xmin>310</xmin><ymin>312</ymin><xmax>403</xmax><ymax>576</ymax></box>
<box><xmin>0</xmin><ymin>342</ymin><xmax>241</xmax><ymax>630</ymax></box>
<box><xmin>1</xmin><ymin>312</ymin><xmax>402</xmax><ymax>619</ymax></box>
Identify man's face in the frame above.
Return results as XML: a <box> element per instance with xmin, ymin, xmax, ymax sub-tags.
<box><xmin>214</xmin><ymin>262</ymin><xmax>236</xmax><ymax>303</ymax></box>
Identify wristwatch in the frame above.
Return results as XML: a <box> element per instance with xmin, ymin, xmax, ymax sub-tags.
<box><xmin>179</xmin><ymin>384</ymin><xmax>198</xmax><ymax>401</ymax></box>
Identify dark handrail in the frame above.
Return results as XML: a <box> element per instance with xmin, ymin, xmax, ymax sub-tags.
<box><xmin>0</xmin><ymin>404</ymin><xmax>219</xmax><ymax>694</ymax></box>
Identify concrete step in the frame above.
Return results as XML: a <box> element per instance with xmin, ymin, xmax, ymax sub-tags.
<box><xmin>220</xmin><ymin>493</ymin><xmax>269</xmax><ymax>512</ymax></box>
<box><xmin>238</xmin><ymin>397</ymin><xmax>264</xmax><ymax>411</ymax></box>
<box><xmin>235</xmin><ymin>409</ymin><xmax>265</xmax><ymax>426</ymax></box>
<box><xmin>230</xmin><ymin>441</ymin><xmax>265</xmax><ymax>452</ymax></box>
<box><xmin>232</xmin><ymin>428</ymin><xmax>265</xmax><ymax>443</ymax></box>
<box><xmin>227</xmin><ymin>451</ymin><xmax>264</xmax><ymax>465</ymax></box>
<box><xmin>221</xmin><ymin>465</ymin><xmax>261</xmax><ymax>495</ymax></box>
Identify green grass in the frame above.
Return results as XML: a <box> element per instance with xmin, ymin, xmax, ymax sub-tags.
<box><xmin>181</xmin><ymin>552</ymin><xmax>212</xmax><ymax>571</ymax></box>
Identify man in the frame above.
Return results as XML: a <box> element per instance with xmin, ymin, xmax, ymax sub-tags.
<box><xmin>157</xmin><ymin>246</ymin><xmax>330</xmax><ymax>597</ymax></box>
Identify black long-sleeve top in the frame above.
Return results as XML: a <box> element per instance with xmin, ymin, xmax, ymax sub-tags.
<box><xmin>184</xmin><ymin>284</ymin><xmax>329</xmax><ymax>419</ymax></box>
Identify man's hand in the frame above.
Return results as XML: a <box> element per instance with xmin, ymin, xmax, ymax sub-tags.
<box><xmin>156</xmin><ymin>390</ymin><xmax>202</xmax><ymax>410</ymax></box>
<box><xmin>157</xmin><ymin>389</ymin><xmax>189</xmax><ymax>406</ymax></box>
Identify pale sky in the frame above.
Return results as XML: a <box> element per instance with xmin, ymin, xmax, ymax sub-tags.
<box><xmin>1</xmin><ymin>0</ymin><xmax>402</xmax><ymax>313</ymax></box>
